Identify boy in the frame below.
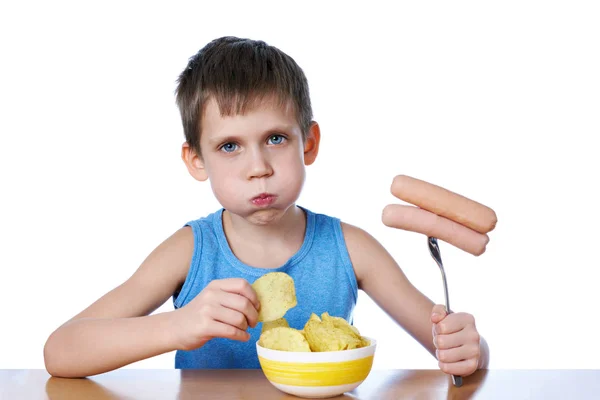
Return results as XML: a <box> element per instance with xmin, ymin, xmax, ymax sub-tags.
<box><xmin>44</xmin><ymin>36</ymin><xmax>489</xmax><ymax>378</ymax></box>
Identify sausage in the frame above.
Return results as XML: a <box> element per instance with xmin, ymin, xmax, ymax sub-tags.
<box><xmin>390</xmin><ymin>175</ymin><xmax>497</xmax><ymax>234</ymax></box>
<box><xmin>382</xmin><ymin>204</ymin><xmax>490</xmax><ymax>256</ymax></box>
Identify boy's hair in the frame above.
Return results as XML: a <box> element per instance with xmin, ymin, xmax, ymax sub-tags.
<box><xmin>175</xmin><ymin>36</ymin><xmax>313</xmax><ymax>156</ymax></box>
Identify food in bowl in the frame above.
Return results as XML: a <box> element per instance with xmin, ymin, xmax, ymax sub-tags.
<box><xmin>303</xmin><ymin>312</ymin><xmax>370</xmax><ymax>351</ymax></box>
<box><xmin>261</xmin><ymin>317</ymin><xmax>290</xmax><ymax>333</ymax></box>
<box><xmin>252</xmin><ymin>272</ymin><xmax>375</xmax><ymax>398</ymax></box>
<box><xmin>259</xmin><ymin>326</ymin><xmax>311</xmax><ymax>352</ymax></box>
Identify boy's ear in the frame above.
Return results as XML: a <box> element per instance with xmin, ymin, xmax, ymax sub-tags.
<box><xmin>303</xmin><ymin>121</ymin><xmax>321</xmax><ymax>166</ymax></box>
<box><xmin>181</xmin><ymin>142</ymin><xmax>208</xmax><ymax>182</ymax></box>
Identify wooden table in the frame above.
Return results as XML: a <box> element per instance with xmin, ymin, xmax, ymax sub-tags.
<box><xmin>2</xmin><ymin>369</ymin><xmax>599</xmax><ymax>399</ymax></box>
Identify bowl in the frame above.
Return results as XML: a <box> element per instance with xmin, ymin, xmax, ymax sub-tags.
<box><xmin>256</xmin><ymin>337</ymin><xmax>376</xmax><ymax>399</ymax></box>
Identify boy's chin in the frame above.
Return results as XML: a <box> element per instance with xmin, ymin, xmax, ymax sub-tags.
<box><xmin>230</xmin><ymin>205</ymin><xmax>298</xmax><ymax>226</ymax></box>
<box><xmin>247</xmin><ymin>210</ymin><xmax>285</xmax><ymax>226</ymax></box>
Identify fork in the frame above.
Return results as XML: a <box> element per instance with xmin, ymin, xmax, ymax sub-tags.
<box><xmin>427</xmin><ymin>236</ymin><xmax>463</xmax><ymax>387</ymax></box>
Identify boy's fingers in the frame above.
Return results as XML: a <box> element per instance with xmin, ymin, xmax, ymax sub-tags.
<box><xmin>210</xmin><ymin>304</ymin><xmax>249</xmax><ymax>331</ymax></box>
<box><xmin>438</xmin><ymin>358</ymin><xmax>479</xmax><ymax>377</ymax></box>
<box><xmin>436</xmin><ymin>343</ymin><xmax>480</xmax><ymax>363</ymax></box>
<box><xmin>434</xmin><ymin>330</ymin><xmax>470</xmax><ymax>350</ymax></box>
<box><xmin>215</xmin><ymin>278</ymin><xmax>261</xmax><ymax>310</ymax></box>
<box><xmin>219</xmin><ymin>292</ymin><xmax>259</xmax><ymax>328</ymax></box>
<box><xmin>434</xmin><ymin>312</ymin><xmax>475</xmax><ymax>335</ymax></box>
<box><xmin>206</xmin><ymin>321</ymin><xmax>250</xmax><ymax>342</ymax></box>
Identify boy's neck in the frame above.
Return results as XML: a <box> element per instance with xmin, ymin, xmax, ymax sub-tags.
<box><xmin>222</xmin><ymin>206</ymin><xmax>306</xmax><ymax>261</ymax></box>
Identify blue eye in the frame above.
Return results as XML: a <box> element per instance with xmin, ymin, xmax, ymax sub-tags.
<box><xmin>269</xmin><ymin>135</ymin><xmax>285</xmax><ymax>145</ymax></box>
<box><xmin>221</xmin><ymin>143</ymin><xmax>238</xmax><ymax>153</ymax></box>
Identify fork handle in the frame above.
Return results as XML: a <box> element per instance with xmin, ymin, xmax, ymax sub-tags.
<box><xmin>452</xmin><ymin>374</ymin><xmax>463</xmax><ymax>387</ymax></box>
<box><xmin>446</xmin><ymin>308</ymin><xmax>463</xmax><ymax>387</ymax></box>
<box><xmin>428</xmin><ymin>237</ymin><xmax>463</xmax><ymax>387</ymax></box>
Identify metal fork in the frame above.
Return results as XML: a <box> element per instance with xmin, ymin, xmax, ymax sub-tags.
<box><xmin>427</xmin><ymin>236</ymin><xmax>463</xmax><ymax>388</ymax></box>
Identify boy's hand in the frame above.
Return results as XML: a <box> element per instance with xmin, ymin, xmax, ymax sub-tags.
<box><xmin>431</xmin><ymin>304</ymin><xmax>481</xmax><ymax>377</ymax></box>
<box><xmin>172</xmin><ymin>278</ymin><xmax>261</xmax><ymax>351</ymax></box>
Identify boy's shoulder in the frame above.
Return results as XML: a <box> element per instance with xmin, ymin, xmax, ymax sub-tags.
<box><xmin>303</xmin><ymin>207</ymin><xmax>382</xmax><ymax>257</ymax></box>
<box><xmin>334</xmin><ymin>216</ymin><xmax>393</xmax><ymax>285</ymax></box>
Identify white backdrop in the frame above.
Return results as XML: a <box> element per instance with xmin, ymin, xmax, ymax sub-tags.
<box><xmin>1</xmin><ymin>1</ymin><xmax>599</xmax><ymax>370</ymax></box>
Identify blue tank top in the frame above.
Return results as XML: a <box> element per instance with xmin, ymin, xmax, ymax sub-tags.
<box><xmin>172</xmin><ymin>206</ymin><xmax>358</xmax><ymax>369</ymax></box>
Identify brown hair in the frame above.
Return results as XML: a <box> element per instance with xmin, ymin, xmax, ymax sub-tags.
<box><xmin>175</xmin><ymin>36</ymin><xmax>313</xmax><ymax>156</ymax></box>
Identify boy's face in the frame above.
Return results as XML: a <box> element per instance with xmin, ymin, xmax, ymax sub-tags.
<box><xmin>185</xmin><ymin>96</ymin><xmax>319</xmax><ymax>225</ymax></box>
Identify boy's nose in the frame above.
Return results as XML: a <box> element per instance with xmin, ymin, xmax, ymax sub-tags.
<box><xmin>246</xmin><ymin>149</ymin><xmax>273</xmax><ymax>180</ymax></box>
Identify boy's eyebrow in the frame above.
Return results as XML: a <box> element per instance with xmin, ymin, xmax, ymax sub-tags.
<box><xmin>207</xmin><ymin>135</ymin><xmax>238</xmax><ymax>146</ymax></box>
<box><xmin>207</xmin><ymin>125</ymin><xmax>297</xmax><ymax>146</ymax></box>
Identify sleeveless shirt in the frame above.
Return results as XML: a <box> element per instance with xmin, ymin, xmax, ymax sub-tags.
<box><xmin>172</xmin><ymin>206</ymin><xmax>358</xmax><ymax>369</ymax></box>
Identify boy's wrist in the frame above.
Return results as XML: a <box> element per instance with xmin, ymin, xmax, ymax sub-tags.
<box><xmin>154</xmin><ymin>310</ymin><xmax>184</xmax><ymax>352</ymax></box>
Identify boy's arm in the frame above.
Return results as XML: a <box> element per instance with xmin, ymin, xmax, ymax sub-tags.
<box><xmin>342</xmin><ymin>222</ymin><xmax>489</xmax><ymax>375</ymax></box>
<box><xmin>44</xmin><ymin>227</ymin><xmax>194</xmax><ymax>378</ymax></box>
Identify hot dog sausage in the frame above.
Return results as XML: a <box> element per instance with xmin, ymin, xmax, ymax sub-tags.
<box><xmin>382</xmin><ymin>204</ymin><xmax>490</xmax><ymax>256</ymax></box>
<box><xmin>390</xmin><ymin>175</ymin><xmax>497</xmax><ymax>234</ymax></box>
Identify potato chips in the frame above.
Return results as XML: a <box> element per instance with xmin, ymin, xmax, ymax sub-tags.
<box><xmin>254</xmin><ymin>272</ymin><xmax>369</xmax><ymax>352</ymax></box>
<box><xmin>261</xmin><ymin>317</ymin><xmax>290</xmax><ymax>333</ymax></box>
<box><xmin>304</xmin><ymin>312</ymin><xmax>364</xmax><ymax>351</ymax></box>
<box><xmin>252</xmin><ymin>272</ymin><xmax>298</xmax><ymax>322</ymax></box>
<box><xmin>258</xmin><ymin>326</ymin><xmax>311</xmax><ymax>352</ymax></box>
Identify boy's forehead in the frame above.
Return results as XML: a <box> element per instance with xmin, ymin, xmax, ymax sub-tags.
<box><xmin>201</xmin><ymin>96</ymin><xmax>300</xmax><ymax>137</ymax></box>
<box><xmin>204</xmin><ymin>94</ymin><xmax>295</xmax><ymax>117</ymax></box>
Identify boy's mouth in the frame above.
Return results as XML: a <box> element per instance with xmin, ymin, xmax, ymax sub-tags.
<box><xmin>251</xmin><ymin>193</ymin><xmax>277</xmax><ymax>207</ymax></box>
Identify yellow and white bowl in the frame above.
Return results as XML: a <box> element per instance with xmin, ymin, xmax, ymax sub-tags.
<box><xmin>256</xmin><ymin>337</ymin><xmax>376</xmax><ymax>399</ymax></box>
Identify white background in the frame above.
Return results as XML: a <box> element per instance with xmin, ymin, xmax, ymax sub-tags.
<box><xmin>1</xmin><ymin>1</ymin><xmax>599</xmax><ymax>370</ymax></box>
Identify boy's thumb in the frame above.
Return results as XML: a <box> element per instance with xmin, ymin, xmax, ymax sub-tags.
<box><xmin>431</xmin><ymin>304</ymin><xmax>447</xmax><ymax>323</ymax></box>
